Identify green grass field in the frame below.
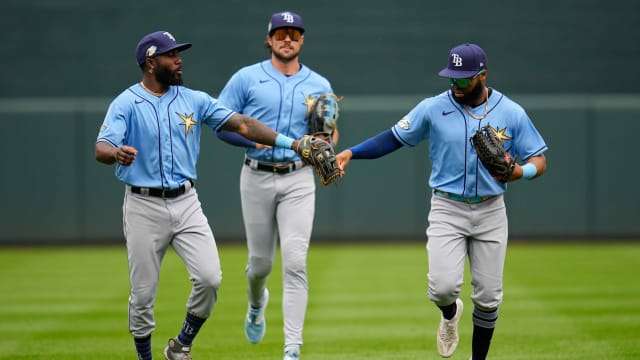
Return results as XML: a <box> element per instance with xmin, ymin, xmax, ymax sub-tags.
<box><xmin>1</xmin><ymin>242</ymin><xmax>639</xmax><ymax>359</ymax></box>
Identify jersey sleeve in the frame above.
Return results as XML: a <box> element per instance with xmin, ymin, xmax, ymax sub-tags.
<box><xmin>391</xmin><ymin>98</ymin><xmax>431</xmax><ymax>147</ymax></box>
<box><xmin>199</xmin><ymin>91</ymin><xmax>235</xmax><ymax>132</ymax></box>
<box><xmin>96</xmin><ymin>97</ymin><xmax>129</xmax><ymax>147</ymax></box>
<box><xmin>511</xmin><ymin>110</ymin><xmax>548</xmax><ymax>161</ymax></box>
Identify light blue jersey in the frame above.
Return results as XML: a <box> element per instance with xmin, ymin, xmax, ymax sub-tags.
<box><xmin>392</xmin><ymin>89</ymin><xmax>547</xmax><ymax>197</ymax></box>
<box><xmin>97</xmin><ymin>83</ymin><xmax>234</xmax><ymax>189</ymax></box>
<box><xmin>218</xmin><ymin>60</ymin><xmax>333</xmax><ymax>162</ymax></box>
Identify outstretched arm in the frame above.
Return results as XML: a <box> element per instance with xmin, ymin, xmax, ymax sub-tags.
<box><xmin>216</xmin><ymin>129</ymin><xmax>272</xmax><ymax>149</ymax></box>
<box><xmin>336</xmin><ymin>128</ymin><xmax>403</xmax><ymax>172</ymax></box>
<box><xmin>221</xmin><ymin>113</ymin><xmax>297</xmax><ymax>150</ymax></box>
<box><xmin>216</xmin><ymin>129</ymin><xmax>257</xmax><ymax>148</ymax></box>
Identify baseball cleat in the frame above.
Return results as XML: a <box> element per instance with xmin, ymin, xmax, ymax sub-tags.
<box><xmin>283</xmin><ymin>347</ymin><xmax>300</xmax><ymax>360</ymax></box>
<box><xmin>437</xmin><ymin>298</ymin><xmax>464</xmax><ymax>358</ymax></box>
<box><xmin>245</xmin><ymin>288</ymin><xmax>269</xmax><ymax>344</ymax></box>
<box><xmin>163</xmin><ymin>337</ymin><xmax>191</xmax><ymax>360</ymax></box>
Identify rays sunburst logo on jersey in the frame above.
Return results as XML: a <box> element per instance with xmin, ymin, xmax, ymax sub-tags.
<box><xmin>303</xmin><ymin>93</ymin><xmax>316</xmax><ymax>117</ymax></box>
<box><xmin>177</xmin><ymin>112</ymin><xmax>198</xmax><ymax>138</ymax></box>
<box><xmin>491</xmin><ymin>126</ymin><xmax>512</xmax><ymax>144</ymax></box>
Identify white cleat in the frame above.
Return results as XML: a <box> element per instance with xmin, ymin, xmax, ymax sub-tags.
<box><xmin>437</xmin><ymin>298</ymin><xmax>464</xmax><ymax>358</ymax></box>
<box><xmin>283</xmin><ymin>346</ymin><xmax>300</xmax><ymax>360</ymax></box>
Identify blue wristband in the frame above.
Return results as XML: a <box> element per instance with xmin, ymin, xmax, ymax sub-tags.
<box><xmin>275</xmin><ymin>133</ymin><xmax>295</xmax><ymax>149</ymax></box>
<box><xmin>521</xmin><ymin>163</ymin><xmax>537</xmax><ymax>180</ymax></box>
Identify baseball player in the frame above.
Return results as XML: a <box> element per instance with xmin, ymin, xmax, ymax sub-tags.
<box><xmin>95</xmin><ymin>30</ymin><xmax>305</xmax><ymax>360</ymax></box>
<box><xmin>214</xmin><ymin>11</ymin><xmax>337</xmax><ymax>360</ymax></box>
<box><xmin>336</xmin><ymin>43</ymin><xmax>547</xmax><ymax>360</ymax></box>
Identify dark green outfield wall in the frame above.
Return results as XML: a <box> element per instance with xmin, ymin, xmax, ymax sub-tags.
<box><xmin>1</xmin><ymin>0</ymin><xmax>639</xmax><ymax>243</ymax></box>
<box><xmin>2</xmin><ymin>0</ymin><xmax>638</xmax><ymax>97</ymax></box>
<box><xmin>1</xmin><ymin>95</ymin><xmax>638</xmax><ymax>244</ymax></box>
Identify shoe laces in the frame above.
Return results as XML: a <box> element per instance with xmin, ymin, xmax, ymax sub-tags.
<box><xmin>439</xmin><ymin>319</ymin><xmax>457</xmax><ymax>341</ymax></box>
<box><xmin>248</xmin><ymin>306</ymin><xmax>264</xmax><ymax>323</ymax></box>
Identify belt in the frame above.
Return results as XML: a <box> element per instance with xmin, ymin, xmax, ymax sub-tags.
<box><xmin>433</xmin><ymin>190</ymin><xmax>497</xmax><ymax>204</ymax></box>
<box><xmin>244</xmin><ymin>157</ymin><xmax>304</xmax><ymax>174</ymax></box>
<box><xmin>130</xmin><ymin>180</ymin><xmax>194</xmax><ymax>198</ymax></box>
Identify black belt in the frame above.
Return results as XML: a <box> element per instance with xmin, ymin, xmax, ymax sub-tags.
<box><xmin>131</xmin><ymin>181</ymin><xmax>193</xmax><ymax>198</ymax></box>
<box><xmin>244</xmin><ymin>158</ymin><xmax>304</xmax><ymax>174</ymax></box>
<box><xmin>433</xmin><ymin>189</ymin><xmax>497</xmax><ymax>204</ymax></box>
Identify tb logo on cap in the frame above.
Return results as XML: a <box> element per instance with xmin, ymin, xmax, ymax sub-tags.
<box><xmin>281</xmin><ymin>12</ymin><xmax>295</xmax><ymax>23</ymax></box>
<box><xmin>451</xmin><ymin>54</ymin><xmax>463</xmax><ymax>67</ymax></box>
<box><xmin>163</xmin><ymin>31</ymin><xmax>176</xmax><ymax>42</ymax></box>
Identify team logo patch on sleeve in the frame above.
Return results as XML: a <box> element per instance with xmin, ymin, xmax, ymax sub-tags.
<box><xmin>396</xmin><ymin>117</ymin><xmax>411</xmax><ymax>130</ymax></box>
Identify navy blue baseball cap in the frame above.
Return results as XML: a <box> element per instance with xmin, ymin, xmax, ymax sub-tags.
<box><xmin>135</xmin><ymin>31</ymin><xmax>192</xmax><ymax>65</ymax></box>
<box><xmin>268</xmin><ymin>11</ymin><xmax>305</xmax><ymax>35</ymax></box>
<box><xmin>438</xmin><ymin>43</ymin><xmax>487</xmax><ymax>78</ymax></box>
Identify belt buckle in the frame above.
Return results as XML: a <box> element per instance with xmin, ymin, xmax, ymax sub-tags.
<box><xmin>274</xmin><ymin>163</ymin><xmax>293</xmax><ymax>173</ymax></box>
<box><xmin>161</xmin><ymin>189</ymin><xmax>168</xmax><ymax>198</ymax></box>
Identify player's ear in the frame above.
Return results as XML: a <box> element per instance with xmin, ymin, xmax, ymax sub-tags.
<box><xmin>141</xmin><ymin>58</ymin><xmax>155</xmax><ymax>74</ymax></box>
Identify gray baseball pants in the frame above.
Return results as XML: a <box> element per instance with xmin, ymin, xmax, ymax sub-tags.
<box><xmin>426</xmin><ymin>194</ymin><xmax>508</xmax><ymax>311</ymax></box>
<box><xmin>123</xmin><ymin>184</ymin><xmax>222</xmax><ymax>338</ymax></box>
<box><xmin>239</xmin><ymin>164</ymin><xmax>315</xmax><ymax>348</ymax></box>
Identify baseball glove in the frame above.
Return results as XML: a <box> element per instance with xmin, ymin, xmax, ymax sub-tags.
<box><xmin>470</xmin><ymin>124</ymin><xmax>518</xmax><ymax>183</ymax></box>
<box><xmin>295</xmin><ymin>135</ymin><xmax>340</xmax><ymax>186</ymax></box>
<box><xmin>308</xmin><ymin>93</ymin><xmax>340</xmax><ymax>143</ymax></box>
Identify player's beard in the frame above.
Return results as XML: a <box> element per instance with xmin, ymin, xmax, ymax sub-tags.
<box><xmin>452</xmin><ymin>81</ymin><xmax>485</xmax><ymax>106</ymax></box>
<box><xmin>272</xmin><ymin>46</ymin><xmax>301</xmax><ymax>63</ymax></box>
<box><xmin>155</xmin><ymin>65</ymin><xmax>183</xmax><ymax>86</ymax></box>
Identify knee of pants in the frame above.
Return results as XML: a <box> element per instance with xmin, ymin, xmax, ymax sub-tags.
<box><xmin>427</xmin><ymin>272</ymin><xmax>462</xmax><ymax>305</ymax></box>
<box><xmin>283</xmin><ymin>253</ymin><xmax>306</xmax><ymax>275</ymax></box>
<box><xmin>198</xmin><ymin>270</ymin><xmax>222</xmax><ymax>291</ymax></box>
<box><xmin>282</xmin><ymin>256</ymin><xmax>307</xmax><ymax>288</ymax></box>
<box><xmin>247</xmin><ymin>256</ymin><xmax>273</xmax><ymax>279</ymax></box>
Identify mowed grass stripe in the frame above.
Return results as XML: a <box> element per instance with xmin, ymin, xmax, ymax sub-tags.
<box><xmin>499</xmin><ymin>243</ymin><xmax>640</xmax><ymax>359</ymax></box>
<box><xmin>0</xmin><ymin>242</ymin><xmax>638</xmax><ymax>359</ymax></box>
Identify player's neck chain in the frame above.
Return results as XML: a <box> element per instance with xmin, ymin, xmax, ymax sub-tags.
<box><xmin>464</xmin><ymin>87</ymin><xmax>489</xmax><ymax>121</ymax></box>
<box><xmin>140</xmin><ymin>82</ymin><xmax>165</xmax><ymax>97</ymax></box>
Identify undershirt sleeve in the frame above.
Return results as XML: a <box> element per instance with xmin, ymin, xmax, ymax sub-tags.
<box><xmin>216</xmin><ymin>129</ymin><xmax>256</xmax><ymax>148</ymax></box>
<box><xmin>349</xmin><ymin>129</ymin><xmax>403</xmax><ymax>159</ymax></box>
